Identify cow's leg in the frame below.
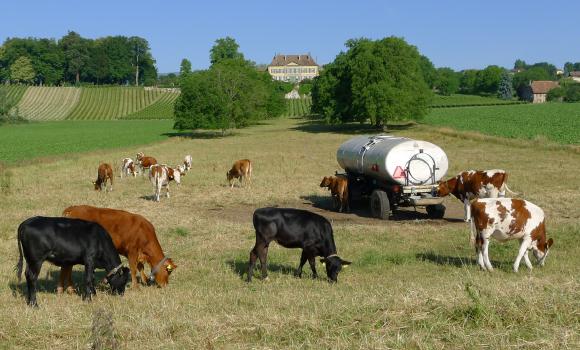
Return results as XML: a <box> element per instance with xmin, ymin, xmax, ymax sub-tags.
<box><xmin>464</xmin><ymin>198</ymin><xmax>471</xmax><ymax>222</ymax></box>
<box><xmin>128</xmin><ymin>254</ymin><xmax>140</xmax><ymax>289</ymax></box>
<box><xmin>57</xmin><ymin>266</ymin><xmax>66</xmax><ymax>294</ymax></box>
<box><xmin>475</xmin><ymin>236</ymin><xmax>486</xmax><ymax>270</ymax></box>
<box><xmin>308</xmin><ymin>256</ymin><xmax>318</xmax><ymax>279</ymax></box>
<box><xmin>247</xmin><ymin>240</ymin><xmax>261</xmax><ymax>282</ymax></box>
<box><xmin>83</xmin><ymin>261</ymin><xmax>95</xmax><ymax>301</ymax></box>
<box><xmin>165</xmin><ymin>184</ymin><xmax>170</xmax><ymax>198</ymax></box>
<box><xmin>523</xmin><ymin>250</ymin><xmax>533</xmax><ymax>270</ymax></box>
<box><xmin>513</xmin><ymin>239</ymin><xmax>531</xmax><ymax>273</ymax></box>
<box><xmin>25</xmin><ymin>261</ymin><xmax>42</xmax><ymax>307</ymax></box>
<box><xmin>58</xmin><ymin>265</ymin><xmax>74</xmax><ymax>294</ymax></box>
<box><xmin>258</xmin><ymin>244</ymin><xmax>269</xmax><ymax>280</ymax></box>
<box><xmin>482</xmin><ymin>238</ymin><xmax>494</xmax><ymax>271</ymax></box>
<box><xmin>295</xmin><ymin>250</ymin><xmax>308</xmax><ymax>278</ymax></box>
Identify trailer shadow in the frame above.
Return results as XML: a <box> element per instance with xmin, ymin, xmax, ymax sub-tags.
<box><xmin>291</xmin><ymin>119</ymin><xmax>417</xmax><ymax>135</ymax></box>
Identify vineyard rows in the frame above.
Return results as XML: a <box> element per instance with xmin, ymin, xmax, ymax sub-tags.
<box><xmin>123</xmin><ymin>92</ymin><xmax>180</xmax><ymax>120</ymax></box>
<box><xmin>284</xmin><ymin>97</ymin><xmax>312</xmax><ymax>117</ymax></box>
<box><xmin>1</xmin><ymin>85</ymin><xmax>28</xmax><ymax>107</ymax></box>
<box><xmin>17</xmin><ymin>87</ymin><xmax>81</xmax><ymax>120</ymax></box>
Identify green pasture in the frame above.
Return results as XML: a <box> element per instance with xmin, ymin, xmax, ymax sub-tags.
<box><xmin>430</xmin><ymin>94</ymin><xmax>525</xmax><ymax>107</ymax></box>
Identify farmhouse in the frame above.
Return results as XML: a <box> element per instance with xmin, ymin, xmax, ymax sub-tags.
<box><xmin>521</xmin><ymin>80</ymin><xmax>560</xmax><ymax>103</ymax></box>
<box><xmin>268</xmin><ymin>54</ymin><xmax>319</xmax><ymax>83</ymax></box>
<box><xmin>570</xmin><ymin>71</ymin><xmax>580</xmax><ymax>83</ymax></box>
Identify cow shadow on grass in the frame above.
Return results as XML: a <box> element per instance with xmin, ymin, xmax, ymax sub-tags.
<box><xmin>291</xmin><ymin>119</ymin><xmax>417</xmax><ymax>135</ymax></box>
<box><xmin>226</xmin><ymin>259</ymin><xmax>297</xmax><ymax>280</ymax></box>
<box><xmin>9</xmin><ymin>269</ymin><xmax>110</xmax><ymax>298</ymax></box>
<box><xmin>416</xmin><ymin>251</ymin><xmax>508</xmax><ymax>270</ymax></box>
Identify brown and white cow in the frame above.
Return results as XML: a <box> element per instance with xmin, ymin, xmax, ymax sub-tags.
<box><xmin>438</xmin><ymin>169</ymin><xmax>517</xmax><ymax>221</ymax></box>
<box><xmin>184</xmin><ymin>155</ymin><xmax>192</xmax><ymax>171</ymax></box>
<box><xmin>149</xmin><ymin>164</ymin><xmax>181</xmax><ymax>202</ymax></box>
<box><xmin>470</xmin><ymin>198</ymin><xmax>553</xmax><ymax>272</ymax></box>
<box><xmin>121</xmin><ymin>158</ymin><xmax>137</xmax><ymax>178</ymax></box>
<box><xmin>227</xmin><ymin>159</ymin><xmax>252</xmax><ymax>188</ymax></box>
<box><xmin>61</xmin><ymin>205</ymin><xmax>177</xmax><ymax>291</ymax></box>
<box><xmin>320</xmin><ymin>176</ymin><xmax>349</xmax><ymax>213</ymax></box>
<box><xmin>136</xmin><ymin>152</ymin><xmax>157</xmax><ymax>175</ymax></box>
<box><xmin>93</xmin><ymin>163</ymin><xmax>113</xmax><ymax>191</ymax></box>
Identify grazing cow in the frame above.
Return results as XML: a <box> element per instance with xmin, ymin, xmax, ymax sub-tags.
<box><xmin>184</xmin><ymin>155</ymin><xmax>192</xmax><ymax>171</ymax></box>
<box><xmin>136</xmin><ymin>152</ymin><xmax>158</xmax><ymax>175</ymax></box>
<box><xmin>176</xmin><ymin>164</ymin><xmax>186</xmax><ymax>176</ymax></box>
<box><xmin>16</xmin><ymin>216</ymin><xmax>130</xmax><ymax>306</ymax></box>
<box><xmin>227</xmin><ymin>159</ymin><xmax>252</xmax><ymax>188</ymax></box>
<box><xmin>320</xmin><ymin>176</ymin><xmax>349</xmax><ymax>213</ymax></box>
<box><xmin>248</xmin><ymin>207</ymin><xmax>351</xmax><ymax>283</ymax></box>
<box><xmin>470</xmin><ymin>198</ymin><xmax>553</xmax><ymax>272</ymax></box>
<box><xmin>149</xmin><ymin>164</ymin><xmax>181</xmax><ymax>202</ymax></box>
<box><xmin>61</xmin><ymin>205</ymin><xmax>177</xmax><ymax>291</ymax></box>
<box><xmin>121</xmin><ymin>158</ymin><xmax>137</xmax><ymax>178</ymax></box>
<box><xmin>438</xmin><ymin>169</ymin><xmax>517</xmax><ymax>221</ymax></box>
<box><xmin>94</xmin><ymin>163</ymin><xmax>113</xmax><ymax>191</ymax></box>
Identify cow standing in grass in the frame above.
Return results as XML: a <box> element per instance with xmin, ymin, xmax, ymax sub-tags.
<box><xmin>227</xmin><ymin>159</ymin><xmax>252</xmax><ymax>188</ymax></box>
<box><xmin>248</xmin><ymin>207</ymin><xmax>351</xmax><ymax>283</ymax></box>
<box><xmin>94</xmin><ymin>163</ymin><xmax>113</xmax><ymax>192</ymax></box>
<box><xmin>149</xmin><ymin>164</ymin><xmax>181</xmax><ymax>202</ymax></box>
<box><xmin>184</xmin><ymin>155</ymin><xmax>192</xmax><ymax>172</ymax></box>
<box><xmin>121</xmin><ymin>158</ymin><xmax>136</xmax><ymax>178</ymax></box>
<box><xmin>320</xmin><ymin>176</ymin><xmax>349</xmax><ymax>213</ymax></box>
<box><xmin>136</xmin><ymin>152</ymin><xmax>157</xmax><ymax>176</ymax></box>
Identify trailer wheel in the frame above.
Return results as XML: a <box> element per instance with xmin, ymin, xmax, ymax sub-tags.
<box><xmin>426</xmin><ymin>204</ymin><xmax>446</xmax><ymax>219</ymax></box>
<box><xmin>370</xmin><ymin>190</ymin><xmax>390</xmax><ymax>220</ymax></box>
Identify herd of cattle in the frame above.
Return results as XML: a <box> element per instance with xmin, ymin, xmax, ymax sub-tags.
<box><xmin>15</xmin><ymin>151</ymin><xmax>554</xmax><ymax>307</ymax></box>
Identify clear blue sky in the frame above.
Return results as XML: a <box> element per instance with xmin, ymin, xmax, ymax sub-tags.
<box><xmin>1</xmin><ymin>0</ymin><xmax>578</xmax><ymax>73</ymax></box>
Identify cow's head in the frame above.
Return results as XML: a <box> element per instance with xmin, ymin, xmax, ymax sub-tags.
<box><xmin>226</xmin><ymin>170</ymin><xmax>234</xmax><ymax>183</ymax></box>
<box><xmin>320</xmin><ymin>255</ymin><xmax>351</xmax><ymax>283</ymax></box>
<box><xmin>437</xmin><ymin>178</ymin><xmax>455</xmax><ymax>197</ymax></box>
<box><xmin>532</xmin><ymin>238</ymin><xmax>554</xmax><ymax>266</ymax></box>
<box><xmin>107</xmin><ymin>267</ymin><xmax>130</xmax><ymax>295</ymax></box>
<box><xmin>152</xmin><ymin>258</ymin><xmax>177</xmax><ymax>286</ymax></box>
<box><xmin>320</xmin><ymin>176</ymin><xmax>334</xmax><ymax>189</ymax></box>
<box><xmin>136</xmin><ymin>152</ymin><xmax>144</xmax><ymax>161</ymax></box>
<box><xmin>177</xmin><ymin>165</ymin><xmax>186</xmax><ymax>176</ymax></box>
<box><xmin>92</xmin><ymin>181</ymin><xmax>101</xmax><ymax>191</ymax></box>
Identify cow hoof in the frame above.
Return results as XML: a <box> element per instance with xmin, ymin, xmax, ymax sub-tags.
<box><xmin>56</xmin><ymin>287</ymin><xmax>64</xmax><ymax>294</ymax></box>
<box><xmin>66</xmin><ymin>286</ymin><xmax>75</xmax><ymax>295</ymax></box>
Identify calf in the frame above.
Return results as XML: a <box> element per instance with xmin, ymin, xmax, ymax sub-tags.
<box><xmin>61</xmin><ymin>205</ymin><xmax>177</xmax><ymax>290</ymax></box>
<box><xmin>470</xmin><ymin>198</ymin><xmax>553</xmax><ymax>272</ymax></box>
<box><xmin>227</xmin><ymin>159</ymin><xmax>252</xmax><ymax>188</ymax></box>
<box><xmin>136</xmin><ymin>152</ymin><xmax>157</xmax><ymax>175</ymax></box>
<box><xmin>16</xmin><ymin>216</ymin><xmax>129</xmax><ymax>306</ymax></box>
<box><xmin>248</xmin><ymin>207</ymin><xmax>351</xmax><ymax>283</ymax></box>
<box><xmin>121</xmin><ymin>158</ymin><xmax>136</xmax><ymax>178</ymax></box>
<box><xmin>184</xmin><ymin>155</ymin><xmax>192</xmax><ymax>171</ymax></box>
<box><xmin>94</xmin><ymin>163</ymin><xmax>113</xmax><ymax>191</ymax></box>
<box><xmin>320</xmin><ymin>176</ymin><xmax>349</xmax><ymax>213</ymax></box>
<box><xmin>438</xmin><ymin>169</ymin><xmax>517</xmax><ymax>221</ymax></box>
<box><xmin>149</xmin><ymin>164</ymin><xmax>181</xmax><ymax>202</ymax></box>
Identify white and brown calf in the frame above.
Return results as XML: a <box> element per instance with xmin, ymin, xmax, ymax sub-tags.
<box><xmin>136</xmin><ymin>152</ymin><xmax>157</xmax><ymax>175</ymax></box>
<box><xmin>184</xmin><ymin>155</ymin><xmax>192</xmax><ymax>171</ymax></box>
<box><xmin>227</xmin><ymin>159</ymin><xmax>252</xmax><ymax>188</ymax></box>
<box><xmin>121</xmin><ymin>158</ymin><xmax>137</xmax><ymax>178</ymax></box>
<box><xmin>438</xmin><ymin>169</ymin><xmax>517</xmax><ymax>222</ymax></box>
<box><xmin>149</xmin><ymin>164</ymin><xmax>181</xmax><ymax>202</ymax></box>
<box><xmin>470</xmin><ymin>198</ymin><xmax>553</xmax><ymax>272</ymax></box>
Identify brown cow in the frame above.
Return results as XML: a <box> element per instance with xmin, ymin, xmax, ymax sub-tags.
<box><xmin>136</xmin><ymin>152</ymin><xmax>157</xmax><ymax>175</ymax></box>
<box><xmin>438</xmin><ymin>169</ymin><xmax>517</xmax><ymax>222</ymax></box>
<box><xmin>93</xmin><ymin>163</ymin><xmax>113</xmax><ymax>191</ymax></box>
<box><xmin>60</xmin><ymin>205</ymin><xmax>177</xmax><ymax>292</ymax></box>
<box><xmin>320</xmin><ymin>176</ymin><xmax>349</xmax><ymax>213</ymax></box>
<box><xmin>227</xmin><ymin>159</ymin><xmax>252</xmax><ymax>188</ymax></box>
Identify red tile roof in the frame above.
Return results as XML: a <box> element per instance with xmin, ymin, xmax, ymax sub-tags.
<box><xmin>531</xmin><ymin>81</ymin><xmax>559</xmax><ymax>94</ymax></box>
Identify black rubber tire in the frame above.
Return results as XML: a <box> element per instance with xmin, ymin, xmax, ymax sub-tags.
<box><xmin>370</xmin><ymin>190</ymin><xmax>390</xmax><ymax>220</ymax></box>
<box><xmin>426</xmin><ymin>204</ymin><xmax>446</xmax><ymax>219</ymax></box>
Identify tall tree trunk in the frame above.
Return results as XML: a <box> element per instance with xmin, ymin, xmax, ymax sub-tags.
<box><xmin>76</xmin><ymin>71</ymin><xmax>80</xmax><ymax>84</ymax></box>
<box><xmin>135</xmin><ymin>65</ymin><xmax>139</xmax><ymax>86</ymax></box>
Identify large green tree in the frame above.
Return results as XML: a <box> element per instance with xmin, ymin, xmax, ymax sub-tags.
<box><xmin>459</xmin><ymin>69</ymin><xmax>479</xmax><ymax>94</ymax></box>
<box><xmin>60</xmin><ymin>31</ymin><xmax>90</xmax><ymax>84</ymax></box>
<box><xmin>497</xmin><ymin>71</ymin><xmax>514</xmax><ymax>100</ymax></box>
<box><xmin>475</xmin><ymin>65</ymin><xmax>503</xmax><ymax>94</ymax></box>
<box><xmin>312</xmin><ymin>37</ymin><xmax>431</xmax><ymax>127</ymax></box>
<box><xmin>435</xmin><ymin>67</ymin><xmax>460</xmax><ymax>95</ymax></box>
<box><xmin>10</xmin><ymin>56</ymin><xmax>35</xmax><ymax>83</ymax></box>
<box><xmin>209</xmin><ymin>37</ymin><xmax>244</xmax><ymax>65</ymax></box>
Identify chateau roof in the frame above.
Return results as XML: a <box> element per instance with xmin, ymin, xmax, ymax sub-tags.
<box><xmin>269</xmin><ymin>54</ymin><xmax>318</xmax><ymax>67</ymax></box>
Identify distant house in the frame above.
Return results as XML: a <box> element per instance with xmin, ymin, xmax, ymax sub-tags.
<box><xmin>268</xmin><ymin>54</ymin><xmax>319</xmax><ymax>83</ymax></box>
<box><xmin>521</xmin><ymin>81</ymin><xmax>560</xmax><ymax>103</ymax></box>
<box><xmin>570</xmin><ymin>71</ymin><xmax>580</xmax><ymax>82</ymax></box>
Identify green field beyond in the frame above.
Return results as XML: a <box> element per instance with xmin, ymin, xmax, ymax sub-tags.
<box><xmin>425</xmin><ymin>103</ymin><xmax>580</xmax><ymax>144</ymax></box>
<box><xmin>0</xmin><ymin>120</ymin><xmax>173</xmax><ymax>164</ymax></box>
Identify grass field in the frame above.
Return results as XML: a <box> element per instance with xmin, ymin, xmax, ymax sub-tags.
<box><xmin>0</xmin><ymin>120</ymin><xmax>173</xmax><ymax>164</ymax></box>
<box><xmin>0</xmin><ymin>117</ymin><xmax>578</xmax><ymax>349</ymax></box>
<box><xmin>430</xmin><ymin>94</ymin><xmax>524</xmax><ymax>107</ymax></box>
<box><xmin>425</xmin><ymin>103</ymin><xmax>580</xmax><ymax>144</ymax></box>
<box><xmin>17</xmin><ymin>87</ymin><xmax>81</xmax><ymax>120</ymax></box>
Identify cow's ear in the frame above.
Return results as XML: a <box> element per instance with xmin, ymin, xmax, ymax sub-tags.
<box><xmin>340</xmin><ymin>258</ymin><xmax>352</xmax><ymax>267</ymax></box>
<box><xmin>547</xmin><ymin>238</ymin><xmax>554</xmax><ymax>248</ymax></box>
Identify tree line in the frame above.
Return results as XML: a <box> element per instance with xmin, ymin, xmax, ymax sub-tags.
<box><xmin>0</xmin><ymin>32</ymin><xmax>157</xmax><ymax>86</ymax></box>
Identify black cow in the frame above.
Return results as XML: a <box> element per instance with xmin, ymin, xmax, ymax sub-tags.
<box><xmin>248</xmin><ymin>207</ymin><xmax>351</xmax><ymax>283</ymax></box>
<box><xmin>16</xmin><ymin>216</ymin><xmax>130</xmax><ymax>306</ymax></box>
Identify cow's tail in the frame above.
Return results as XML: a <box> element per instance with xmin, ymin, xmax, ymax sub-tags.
<box><xmin>16</xmin><ymin>224</ymin><xmax>24</xmax><ymax>282</ymax></box>
<box><xmin>501</xmin><ymin>173</ymin><xmax>519</xmax><ymax>197</ymax></box>
<box><xmin>469</xmin><ymin>218</ymin><xmax>476</xmax><ymax>246</ymax></box>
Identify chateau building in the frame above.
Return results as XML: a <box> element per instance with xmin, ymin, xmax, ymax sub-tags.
<box><xmin>268</xmin><ymin>54</ymin><xmax>319</xmax><ymax>83</ymax></box>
